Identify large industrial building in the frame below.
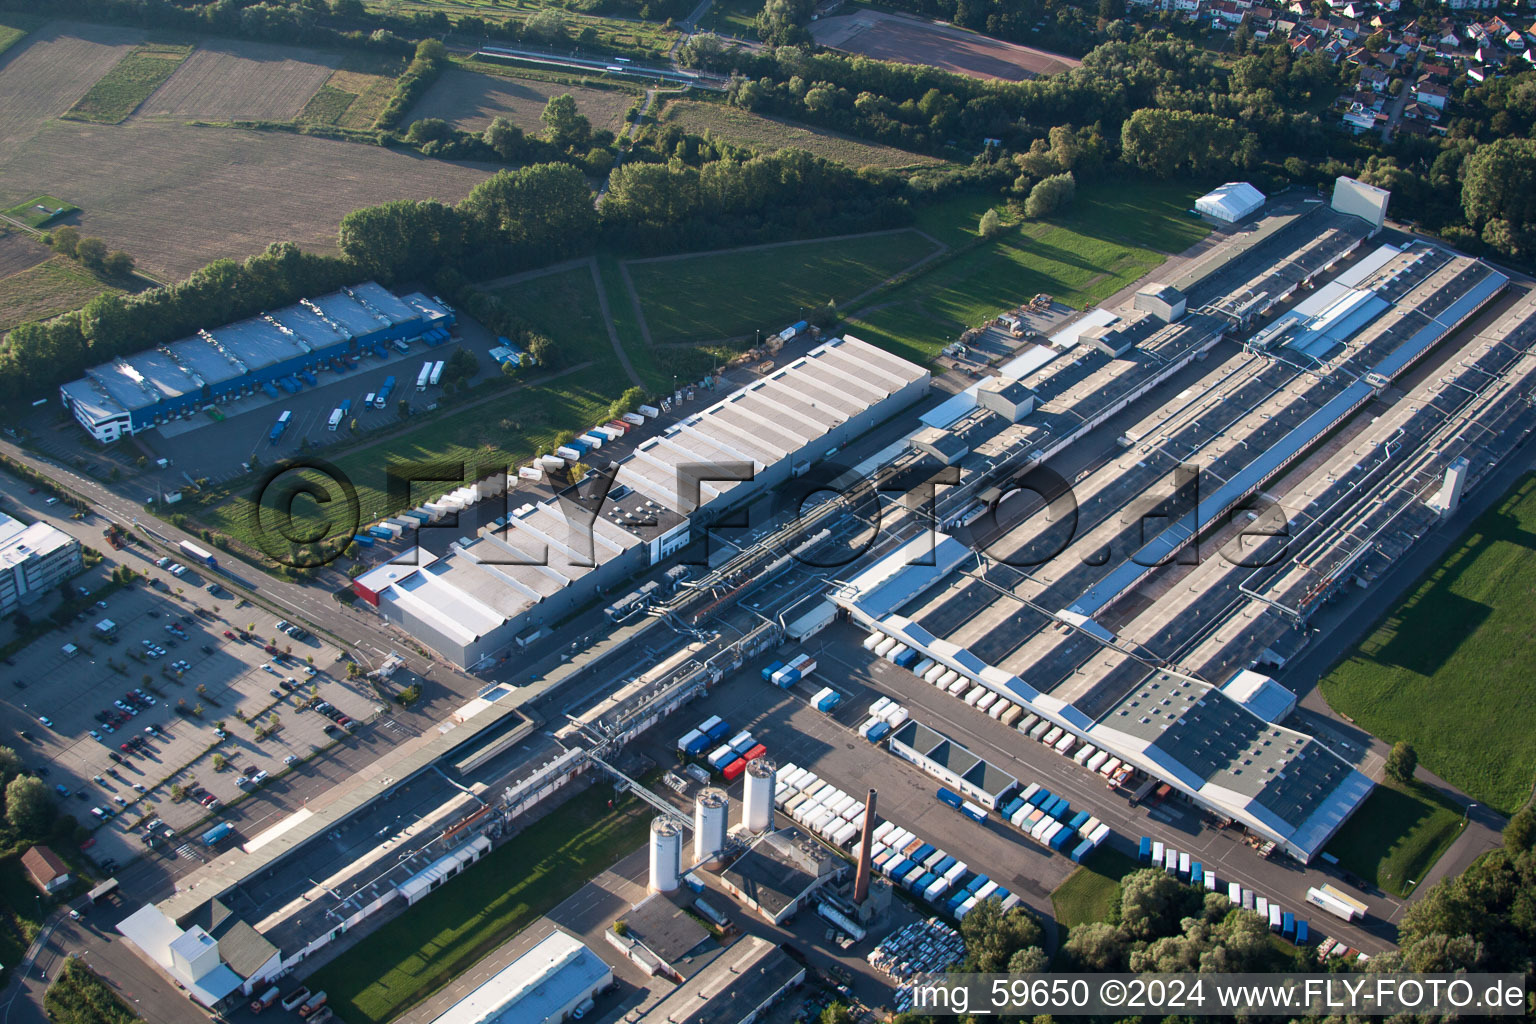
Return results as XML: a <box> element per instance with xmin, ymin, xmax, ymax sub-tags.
<box><xmin>59</xmin><ymin>282</ymin><xmax>452</xmax><ymax>441</ymax></box>
<box><xmin>826</xmin><ymin>184</ymin><xmax>1533</xmax><ymax>861</ymax></box>
<box><xmin>355</xmin><ymin>335</ymin><xmax>931</xmax><ymax>668</ymax></box>
<box><xmin>428</xmin><ymin>928</ymin><xmax>611</xmax><ymax>1024</ymax></box>
<box><xmin>638</xmin><ymin>934</ymin><xmax>804</xmax><ymax>1024</ymax></box>
<box><xmin>0</xmin><ymin>513</ymin><xmax>82</xmax><ymax>618</ymax></box>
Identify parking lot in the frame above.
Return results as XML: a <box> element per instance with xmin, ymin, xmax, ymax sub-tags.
<box><xmin>1</xmin><ymin>550</ymin><xmax>384</xmax><ymax>861</ymax></box>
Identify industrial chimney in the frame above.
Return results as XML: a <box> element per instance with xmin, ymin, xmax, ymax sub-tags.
<box><xmin>693</xmin><ymin>788</ymin><xmax>729</xmax><ymax>867</ymax></box>
<box><xmin>854</xmin><ymin>789</ymin><xmax>877</xmax><ymax>904</ymax></box>
<box><xmin>648</xmin><ymin>817</ymin><xmax>682</xmax><ymax>893</ymax></box>
<box><xmin>743</xmin><ymin>758</ymin><xmax>777</xmax><ymax>833</ymax></box>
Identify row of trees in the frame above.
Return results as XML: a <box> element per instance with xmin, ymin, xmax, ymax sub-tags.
<box><xmin>375</xmin><ymin>39</ymin><xmax>448</xmax><ymax>130</ymax></box>
<box><xmin>48</xmin><ymin>226</ymin><xmax>135</xmax><ymax>281</ymax></box>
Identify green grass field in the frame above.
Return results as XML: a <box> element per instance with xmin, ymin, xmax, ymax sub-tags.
<box><xmin>844</xmin><ymin>183</ymin><xmax>1209</xmax><ymax>365</ymax></box>
<box><xmin>626</xmin><ymin>229</ymin><xmax>941</xmax><ymax>345</ymax></box>
<box><xmin>299</xmin><ymin>52</ymin><xmax>405</xmax><ymax>129</ymax></box>
<box><xmin>1050</xmin><ymin>846</ymin><xmax>1137</xmax><ymax>931</ymax></box>
<box><xmin>0</xmin><ymin>14</ymin><xmax>39</xmax><ymax>58</ymax></box>
<box><xmin>695</xmin><ymin>0</ymin><xmax>760</xmax><ymax>36</ymax></box>
<box><xmin>1323</xmin><ymin>781</ymin><xmax>1464</xmax><ymax>897</ymax></box>
<box><xmin>489</xmin><ymin>264</ymin><xmax>611</xmax><ymax>361</ymax></box>
<box><xmin>1320</xmin><ymin>472</ymin><xmax>1536</xmax><ymax>814</ymax></box>
<box><xmin>0</xmin><ymin>257</ymin><xmax>120</xmax><ymax>332</ymax></box>
<box><xmin>63</xmin><ymin>42</ymin><xmax>193</xmax><ymax>124</ymax></box>
<box><xmin>2</xmin><ymin>195</ymin><xmax>78</xmax><ymax>229</ymax></box>
<box><xmin>306</xmin><ymin>784</ymin><xmax>654</xmax><ymax>1024</ymax></box>
<box><xmin>660</xmin><ymin>99</ymin><xmax>945</xmax><ymax>170</ymax></box>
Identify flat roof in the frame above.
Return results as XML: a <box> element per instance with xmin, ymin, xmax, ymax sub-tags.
<box><xmin>429</xmin><ymin>929</ymin><xmax>611</xmax><ymax>1024</ymax></box>
<box><xmin>720</xmin><ymin>827</ymin><xmax>836</xmax><ymax>916</ymax></box>
<box><xmin>639</xmin><ymin>935</ymin><xmax>801</xmax><ymax>1024</ymax></box>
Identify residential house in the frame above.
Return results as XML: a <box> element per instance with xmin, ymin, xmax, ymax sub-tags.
<box><xmin>1415</xmin><ymin>78</ymin><xmax>1451</xmax><ymax>106</ymax></box>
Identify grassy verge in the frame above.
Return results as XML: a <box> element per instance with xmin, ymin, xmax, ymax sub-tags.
<box><xmin>486</xmin><ymin>265</ymin><xmax>610</xmax><ymax>361</ymax></box>
<box><xmin>1050</xmin><ymin>846</ymin><xmax>1137</xmax><ymax>931</ymax></box>
<box><xmin>844</xmin><ymin>182</ymin><xmax>1208</xmax><ymax>365</ymax></box>
<box><xmin>659</xmin><ymin>98</ymin><xmax>945</xmax><ymax>170</ymax></box>
<box><xmin>1320</xmin><ymin>472</ymin><xmax>1536</xmax><ymax>813</ymax></box>
<box><xmin>2</xmin><ymin>195</ymin><xmax>78</xmax><ymax>230</ymax></box>
<box><xmin>306</xmin><ymin>783</ymin><xmax>655</xmax><ymax>1024</ymax></box>
<box><xmin>1323</xmin><ymin>781</ymin><xmax>1464</xmax><ymax>897</ymax></box>
<box><xmin>63</xmin><ymin>42</ymin><xmax>194</xmax><ymax>124</ymax></box>
<box><xmin>594</xmin><ymin>251</ymin><xmax>675</xmax><ymax>392</ymax></box>
<box><xmin>44</xmin><ymin>959</ymin><xmax>143</xmax><ymax>1024</ymax></box>
<box><xmin>0</xmin><ymin>855</ymin><xmax>48</xmax><ymax>989</ymax></box>
<box><xmin>626</xmin><ymin>229</ymin><xmax>941</xmax><ymax>345</ymax></box>
<box><xmin>0</xmin><ymin>257</ymin><xmax>121</xmax><ymax>332</ymax></box>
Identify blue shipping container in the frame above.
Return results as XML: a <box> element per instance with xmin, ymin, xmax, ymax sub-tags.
<box><xmin>1191</xmin><ymin>862</ymin><xmax>1203</xmax><ymax>886</ymax></box>
<box><xmin>761</xmin><ymin>661</ymin><xmax>785</xmax><ymax>682</ymax></box>
<box><xmin>1068</xmin><ymin>810</ymin><xmax>1091</xmax><ymax>830</ymax></box>
<box><xmin>911</xmin><ymin>843</ymin><xmax>935</xmax><ymax>864</ymax></box>
<box><xmin>913</xmin><ymin>871</ymin><xmax>938</xmax><ymax>893</ymax></box>
<box><xmin>1050</xmin><ymin>827</ymin><xmax>1076</xmax><ymax>850</ymax></box>
<box><xmin>1295</xmin><ymin>920</ymin><xmax>1309</xmax><ymax>944</ymax></box>
<box><xmin>261</xmin><ymin>381</ymin><xmax>280</xmax><ymax>399</ymax></box>
<box><xmin>933</xmin><ymin>855</ymin><xmax>957</xmax><ymax>877</ymax></box>
<box><xmin>867</xmin><ymin>721</ymin><xmax>891</xmax><ymax>742</ymax></box>
<box><xmin>1000</xmin><ymin>797</ymin><xmax>1025</xmax><ymax>819</ymax></box>
<box><xmin>1027</xmin><ymin>788</ymin><xmax>1051</xmax><ymax>808</ymax></box>
<box><xmin>368</xmin><ymin>526</ymin><xmax>393</xmax><ymax>539</ymax></box>
<box><xmin>1139</xmin><ymin>836</ymin><xmax>1153</xmax><ymax>863</ymax></box>
<box><xmin>705</xmin><ymin>721</ymin><xmax>732</xmax><ymax>742</ymax></box>
<box><xmin>960</xmin><ymin>804</ymin><xmax>986</xmax><ymax>824</ymax></box>
<box><xmin>1281</xmin><ymin>912</ymin><xmax>1295</xmax><ymax>937</ymax></box>
<box><xmin>936</xmin><ymin>787</ymin><xmax>964</xmax><ymax>809</ymax></box>
<box><xmin>1070</xmin><ymin>838</ymin><xmax>1094</xmax><ymax>862</ymax></box>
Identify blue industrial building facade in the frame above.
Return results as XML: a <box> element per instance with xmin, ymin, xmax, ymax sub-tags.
<box><xmin>60</xmin><ymin>283</ymin><xmax>453</xmax><ymax>441</ymax></box>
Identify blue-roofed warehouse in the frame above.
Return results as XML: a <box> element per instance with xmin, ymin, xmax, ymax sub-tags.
<box><xmin>58</xmin><ymin>283</ymin><xmax>453</xmax><ymax>442</ymax></box>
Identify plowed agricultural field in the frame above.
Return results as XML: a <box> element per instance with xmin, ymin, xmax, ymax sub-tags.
<box><xmin>407</xmin><ymin>67</ymin><xmax>632</xmax><ymax>134</ymax></box>
<box><xmin>137</xmin><ymin>39</ymin><xmax>340</xmax><ymax>122</ymax></box>
<box><xmin>0</xmin><ymin>119</ymin><xmax>495</xmax><ymax>279</ymax></box>
<box><xmin>0</xmin><ymin>22</ymin><xmax>141</xmax><ymax>152</ymax></box>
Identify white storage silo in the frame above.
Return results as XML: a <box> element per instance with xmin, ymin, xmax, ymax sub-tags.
<box><xmin>743</xmin><ymin>758</ymin><xmax>776</xmax><ymax>833</ymax></box>
<box><xmin>693</xmin><ymin>788</ymin><xmax>729</xmax><ymax>867</ymax></box>
<box><xmin>648</xmin><ymin>817</ymin><xmax>682</xmax><ymax>892</ymax></box>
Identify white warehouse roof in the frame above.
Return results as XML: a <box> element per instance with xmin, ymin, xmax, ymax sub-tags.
<box><xmin>1196</xmin><ymin>182</ymin><xmax>1265</xmax><ymax>223</ymax></box>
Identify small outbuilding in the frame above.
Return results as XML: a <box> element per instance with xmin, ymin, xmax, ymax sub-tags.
<box><xmin>21</xmin><ymin>846</ymin><xmax>72</xmax><ymax>893</ymax></box>
<box><xmin>1195</xmin><ymin>182</ymin><xmax>1266</xmax><ymax>223</ymax></box>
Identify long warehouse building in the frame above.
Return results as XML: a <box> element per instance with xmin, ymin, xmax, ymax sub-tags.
<box><xmin>830</xmin><ymin>215</ymin><xmax>1512</xmax><ymax>860</ymax></box>
<box><xmin>60</xmin><ymin>282</ymin><xmax>452</xmax><ymax>441</ymax></box>
<box><xmin>355</xmin><ymin>335</ymin><xmax>930</xmax><ymax>668</ymax></box>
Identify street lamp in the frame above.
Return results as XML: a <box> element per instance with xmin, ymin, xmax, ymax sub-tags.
<box><xmin>1463</xmin><ymin>802</ymin><xmax>1476</xmax><ymax>826</ymax></box>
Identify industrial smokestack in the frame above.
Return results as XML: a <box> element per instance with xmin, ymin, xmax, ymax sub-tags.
<box><xmin>854</xmin><ymin>789</ymin><xmax>877</xmax><ymax>904</ymax></box>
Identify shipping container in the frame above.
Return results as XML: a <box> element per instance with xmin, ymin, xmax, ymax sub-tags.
<box><xmin>960</xmin><ymin>802</ymin><xmax>987</xmax><ymax>824</ymax></box>
<box><xmin>867</xmin><ymin>721</ymin><xmax>891</xmax><ymax>742</ymax></box>
<box><xmin>885</xmin><ymin>643</ymin><xmax>908</xmax><ymax>663</ymax></box>
<box><xmin>924</xmin><ymin>664</ymin><xmax>947</xmax><ymax>683</ymax></box>
<box><xmin>179</xmin><ymin>540</ymin><xmax>218</xmax><ymax>568</ymax></box>
<box><xmin>1164</xmin><ymin>848</ymin><xmax>1178</xmax><ymax>873</ymax></box>
<box><xmin>882</xmin><ymin>705</ymin><xmax>909</xmax><ymax>728</ymax></box>
<box><xmin>707</xmin><ymin>744</ymin><xmax>737</xmax><ymax>768</ymax></box>
<box><xmin>743</xmin><ymin>743</ymin><xmax>767</xmax><ymax>762</ymax></box>
<box><xmin>945</xmin><ymin>675</ymin><xmax>969</xmax><ymax>696</ymax></box>
<box><xmin>1086</xmin><ymin>750</ymin><xmax>1110</xmax><ymax>773</ymax></box>
<box><xmin>1000</xmin><ymin>706</ymin><xmax>1025</xmax><ymax>728</ymax></box>
<box><xmin>1178</xmin><ymin>852</ymin><xmax>1191</xmax><ymax>879</ymax></box>
<box><xmin>760</xmin><ymin>660</ymin><xmax>786</xmax><ymax>682</ymax></box>
<box><xmin>963</xmin><ymin>685</ymin><xmax>987</xmax><ymax>706</ymax></box>
<box><xmin>987</xmin><ymin>699</ymin><xmax>1012</xmax><ymax>720</ymax></box>
<box><xmin>1050</xmin><ymin>825</ymin><xmax>1077</xmax><ymax>850</ymax></box>
<box><xmin>975</xmin><ymin>691</ymin><xmax>998</xmax><ymax>712</ymax></box>
<box><xmin>1088</xmin><ymin>823</ymin><xmax>1110</xmax><ymax>845</ymax></box>
<box><xmin>912</xmin><ymin>658</ymin><xmax>936</xmax><ymax>678</ymax></box>
<box><xmin>1019</xmin><ymin>712</ymin><xmax>1040</xmax><ymax>734</ymax></box>
<box><xmin>936</xmin><ymin>787</ymin><xmax>964</xmax><ymax>809</ymax></box>
<box><xmin>862</xmin><ymin>632</ymin><xmax>883</xmax><ymax>651</ymax></box>
<box><xmin>1073</xmin><ymin>744</ymin><xmax>1097</xmax><ymax>765</ymax></box>
<box><xmin>1190</xmin><ymin>861</ymin><xmax>1204</xmax><ymax>886</ymax></box>
<box><xmin>722</xmin><ymin>757</ymin><xmax>746</xmax><ymax>781</ymax></box>
<box><xmin>1070</xmin><ymin>838</ymin><xmax>1095</xmax><ymax>862</ymax></box>
<box><xmin>1053</xmin><ymin>732</ymin><xmax>1077</xmax><ymax>755</ymax></box>
<box><xmin>1030</xmin><ymin>719</ymin><xmax>1053</xmax><ymax>740</ymax></box>
<box><xmin>1305</xmin><ymin>884</ymin><xmax>1367</xmax><ymax>922</ymax></box>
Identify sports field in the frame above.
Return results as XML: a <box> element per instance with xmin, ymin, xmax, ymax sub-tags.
<box><xmin>811</xmin><ymin>8</ymin><xmax>1079</xmax><ymax>81</ymax></box>
<box><xmin>1321</xmin><ymin>473</ymin><xmax>1536</xmax><ymax>814</ymax></box>
<box><xmin>306</xmin><ymin>784</ymin><xmax>654</xmax><ymax>1024</ymax></box>
<box><xmin>63</xmin><ymin>41</ymin><xmax>193</xmax><ymax>123</ymax></box>
<box><xmin>660</xmin><ymin>99</ymin><xmax>945</xmax><ymax>170</ymax></box>
<box><xmin>626</xmin><ymin>229</ymin><xmax>943</xmax><ymax>345</ymax></box>
<box><xmin>844</xmin><ymin>182</ymin><xmax>1208</xmax><ymax>364</ymax></box>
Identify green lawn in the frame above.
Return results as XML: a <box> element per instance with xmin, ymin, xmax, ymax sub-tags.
<box><xmin>489</xmin><ymin>265</ymin><xmax>612</xmax><ymax>366</ymax></box>
<box><xmin>2</xmin><ymin>195</ymin><xmax>78</xmax><ymax>229</ymax></box>
<box><xmin>1050</xmin><ymin>846</ymin><xmax>1138</xmax><ymax>931</ymax></box>
<box><xmin>63</xmin><ymin>42</ymin><xmax>193</xmax><ymax>124</ymax></box>
<box><xmin>1320</xmin><ymin>472</ymin><xmax>1536</xmax><ymax>814</ymax></box>
<box><xmin>0</xmin><ymin>14</ymin><xmax>40</xmax><ymax>58</ymax></box>
<box><xmin>844</xmin><ymin>183</ymin><xmax>1208</xmax><ymax>365</ymax></box>
<box><xmin>626</xmin><ymin>229</ymin><xmax>941</xmax><ymax>345</ymax></box>
<box><xmin>306</xmin><ymin>784</ymin><xmax>655</xmax><ymax>1024</ymax></box>
<box><xmin>1322</xmin><ymin>781</ymin><xmax>1464</xmax><ymax>897</ymax></box>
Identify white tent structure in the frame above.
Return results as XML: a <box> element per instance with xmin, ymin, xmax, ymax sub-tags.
<box><xmin>1196</xmin><ymin>182</ymin><xmax>1265</xmax><ymax>223</ymax></box>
